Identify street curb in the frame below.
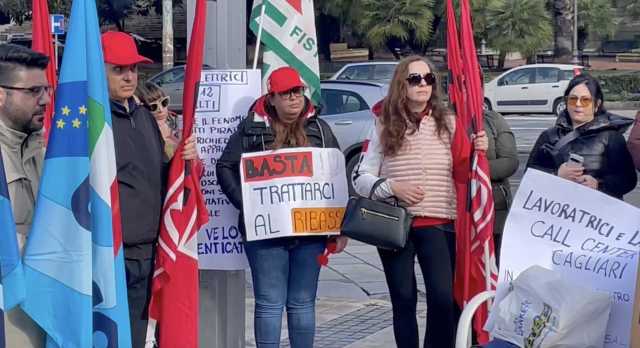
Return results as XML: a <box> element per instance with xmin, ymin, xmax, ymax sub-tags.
<box><xmin>609</xmin><ymin>101</ymin><xmax>640</xmax><ymax>110</ymax></box>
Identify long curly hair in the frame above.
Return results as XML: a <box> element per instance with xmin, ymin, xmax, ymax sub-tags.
<box><xmin>380</xmin><ymin>56</ymin><xmax>451</xmax><ymax>157</ymax></box>
<box><xmin>264</xmin><ymin>96</ymin><xmax>310</xmax><ymax>150</ymax></box>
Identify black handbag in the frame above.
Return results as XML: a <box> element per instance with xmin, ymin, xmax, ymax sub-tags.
<box><xmin>341</xmin><ymin>178</ymin><xmax>412</xmax><ymax>250</ymax></box>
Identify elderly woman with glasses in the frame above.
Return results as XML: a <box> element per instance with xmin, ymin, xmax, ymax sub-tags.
<box><xmin>352</xmin><ymin>56</ymin><xmax>488</xmax><ymax>348</ymax></box>
<box><xmin>135</xmin><ymin>81</ymin><xmax>180</xmax><ymax>157</ymax></box>
<box><xmin>527</xmin><ymin>74</ymin><xmax>637</xmax><ymax>199</ymax></box>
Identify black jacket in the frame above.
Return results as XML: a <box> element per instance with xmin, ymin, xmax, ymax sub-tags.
<box><xmin>526</xmin><ymin>111</ymin><xmax>637</xmax><ymax>199</ymax></box>
<box><xmin>112</xmin><ymin>98</ymin><xmax>168</xmax><ymax>256</ymax></box>
<box><xmin>216</xmin><ymin>96</ymin><xmax>340</xmax><ymax>238</ymax></box>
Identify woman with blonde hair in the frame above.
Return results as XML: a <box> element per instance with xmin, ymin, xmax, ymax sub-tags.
<box><xmin>352</xmin><ymin>56</ymin><xmax>488</xmax><ymax>348</ymax></box>
<box><xmin>135</xmin><ymin>81</ymin><xmax>180</xmax><ymax>157</ymax></box>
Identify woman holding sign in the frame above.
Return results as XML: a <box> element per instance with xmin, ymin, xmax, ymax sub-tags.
<box><xmin>527</xmin><ymin>74</ymin><xmax>637</xmax><ymax>199</ymax></box>
<box><xmin>217</xmin><ymin>67</ymin><xmax>348</xmax><ymax>348</ymax></box>
<box><xmin>352</xmin><ymin>56</ymin><xmax>488</xmax><ymax>348</ymax></box>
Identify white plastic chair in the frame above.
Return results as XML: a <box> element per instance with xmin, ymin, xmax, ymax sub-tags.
<box><xmin>455</xmin><ymin>290</ymin><xmax>496</xmax><ymax>348</ymax></box>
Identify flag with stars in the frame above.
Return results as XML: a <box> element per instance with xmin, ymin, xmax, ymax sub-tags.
<box><xmin>0</xmin><ymin>149</ymin><xmax>25</xmax><ymax>348</ymax></box>
<box><xmin>20</xmin><ymin>0</ymin><xmax>132</xmax><ymax>346</ymax></box>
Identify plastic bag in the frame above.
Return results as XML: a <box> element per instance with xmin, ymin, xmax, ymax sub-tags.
<box><xmin>485</xmin><ymin>265</ymin><xmax>611</xmax><ymax>348</ymax></box>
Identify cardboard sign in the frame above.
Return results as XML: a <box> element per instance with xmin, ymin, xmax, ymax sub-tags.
<box><xmin>195</xmin><ymin>69</ymin><xmax>261</xmax><ymax>270</ymax></box>
<box><xmin>240</xmin><ymin>147</ymin><xmax>348</xmax><ymax>241</ymax></box>
<box><xmin>499</xmin><ymin>169</ymin><xmax>640</xmax><ymax>348</ymax></box>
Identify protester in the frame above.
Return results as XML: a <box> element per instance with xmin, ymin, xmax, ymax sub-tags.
<box><xmin>526</xmin><ymin>74</ymin><xmax>636</xmax><ymax>199</ymax></box>
<box><xmin>135</xmin><ymin>81</ymin><xmax>180</xmax><ymax>157</ymax></box>
<box><xmin>216</xmin><ymin>66</ymin><xmax>348</xmax><ymax>348</ymax></box>
<box><xmin>626</xmin><ymin>110</ymin><xmax>640</xmax><ymax>170</ymax></box>
<box><xmin>484</xmin><ymin>109</ymin><xmax>518</xmax><ymax>263</ymax></box>
<box><xmin>352</xmin><ymin>55</ymin><xmax>488</xmax><ymax>348</ymax></box>
<box><xmin>0</xmin><ymin>43</ymin><xmax>50</xmax><ymax>348</ymax></box>
<box><xmin>101</xmin><ymin>31</ymin><xmax>198</xmax><ymax>348</ymax></box>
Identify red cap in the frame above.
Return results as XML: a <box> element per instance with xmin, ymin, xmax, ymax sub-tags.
<box><xmin>101</xmin><ymin>31</ymin><xmax>153</xmax><ymax>66</ymax></box>
<box><xmin>267</xmin><ymin>67</ymin><xmax>305</xmax><ymax>93</ymax></box>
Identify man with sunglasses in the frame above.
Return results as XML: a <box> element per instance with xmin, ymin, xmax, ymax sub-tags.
<box><xmin>101</xmin><ymin>31</ymin><xmax>199</xmax><ymax>347</ymax></box>
<box><xmin>0</xmin><ymin>43</ymin><xmax>50</xmax><ymax>347</ymax></box>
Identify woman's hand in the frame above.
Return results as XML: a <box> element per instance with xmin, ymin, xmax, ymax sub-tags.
<box><xmin>330</xmin><ymin>236</ymin><xmax>349</xmax><ymax>253</ymax></box>
<box><xmin>390</xmin><ymin>181</ymin><xmax>425</xmax><ymax>205</ymax></box>
<box><xmin>182</xmin><ymin>133</ymin><xmax>199</xmax><ymax>161</ymax></box>
<box><xmin>473</xmin><ymin>130</ymin><xmax>488</xmax><ymax>151</ymax></box>
<box><xmin>557</xmin><ymin>162</ymin><xmax>584</xmax><ymax>181</ymax></box>
<box><xmin>578</xmin><ymin>174</ymin><xmax>598</xmax><ymax>189</ymax></box>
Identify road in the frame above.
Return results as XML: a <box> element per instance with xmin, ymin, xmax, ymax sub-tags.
<box><xmin>505</xmin><ymin>110</ymin><xmax>640</xmax><ymax>206</ymax></box>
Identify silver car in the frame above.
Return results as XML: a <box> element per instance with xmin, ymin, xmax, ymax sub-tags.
<box><xmin>147</xmin><ymin>64</ymin><xmax>211</xmax><ymax>112</ymax></box>
<box><xmin>329</xmin><ymin>62</ymin><xmax>398</xmax><ymax>83</ymax></box>
<box><xmin>319</xmin><ymin>80</ymin><xmax>387</xmax><ymax>194</ymax></box>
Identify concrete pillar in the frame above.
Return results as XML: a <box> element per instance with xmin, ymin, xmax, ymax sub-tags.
<box><xmin>187</xmin><ymin>1</ymin><xmax>248</xmax><ymax>347</ymax></box>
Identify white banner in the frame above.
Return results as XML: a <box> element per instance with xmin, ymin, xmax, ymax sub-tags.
<box><xmin>196</xmin><ymin>69</ymin><xmax>261</xmax><ymax>270</ymax></box>
<box><xmin>240</xmin><ymin>147</ymin><xmax>348</xmax><ymax>241</ymax></box>
<box><xmin>499</xmin><ymin>169</ymin><xmax>640</xmax><ymax>347</ymax></box>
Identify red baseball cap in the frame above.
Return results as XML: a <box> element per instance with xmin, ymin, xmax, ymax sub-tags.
<box><xmin>267</xmin><ymin>67</ymin><xmax>305</xmax><ymax>93</ymax></box>
<box><xmin>101</xmin><ymin>31</ymin><xmax>153</xmax><ymax>66</ymax></box>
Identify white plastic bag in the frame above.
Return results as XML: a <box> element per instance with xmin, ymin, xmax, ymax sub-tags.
<box><xmin>485</xmin><ymin>265</ymin><xmax>611</xmax><ymax>348</ymax></box>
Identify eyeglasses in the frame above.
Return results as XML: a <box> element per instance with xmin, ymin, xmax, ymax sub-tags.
<box><xmin>148</xmin><ymin>96</ymin><xmax>169</xmax><ymax>112</ymax></box>
<box><xmin>406</xmin><ymin>73</ymin><xmax>436</xmax><ymax>87</ymax></box>
<box><xmin>0</xmin><ymin>84</ymin><xmax>52</xmax><ymax>98</ymax></box>
<box><xmin>566</xmin><ymin>95</ymin><xmax>593</xmax><ymax>108</ymax></box>
<box><xmin>277</xmin><ymin>87</ymin><xmax>305</xmax><ymax>98</ymax></box>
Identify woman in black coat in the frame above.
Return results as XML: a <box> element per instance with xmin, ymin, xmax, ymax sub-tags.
<box><xmin>526</xmin><ymin>74</ymin><xmax>637</xmax><ymax>199</ymax></box>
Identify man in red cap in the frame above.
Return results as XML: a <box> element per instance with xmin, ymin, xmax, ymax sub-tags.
<box><xmin>101</xmin><ymin>31</ymin><xmax>198</xmax><ymax>347</ymax></box>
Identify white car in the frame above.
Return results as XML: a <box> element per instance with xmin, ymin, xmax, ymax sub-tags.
<box><xmin>483</xmin><ymin>64</ymin><xmax>584</xmax><ymax>116</ymax></box>
<box><xmin>330</xmin><ymin>62</ymin><xmax>398</xmax><ymax>82</ymax></box>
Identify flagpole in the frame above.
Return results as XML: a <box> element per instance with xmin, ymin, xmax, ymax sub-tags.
<box><xmin>252</xmin><ymin>1</ymin><xmax>266</xmax><ymax>70</ymax></box>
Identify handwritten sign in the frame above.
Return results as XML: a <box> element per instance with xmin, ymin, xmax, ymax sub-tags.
<box><xmin>196</xmin><ymin>69</ymin><xmax>260</xmax><ymax>270</ymax></box>
<box><xmin>240</xmin><ymin>147</ymin><xmax>348</xmax><ymax>241</ymax></box>
<box><xmin>498</xmin><ymin>169</ymin><xmax>640</xmax><ymax>348</ymax></box>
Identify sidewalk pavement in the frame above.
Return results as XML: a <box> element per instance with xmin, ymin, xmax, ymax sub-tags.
<box><xmin>244</xmin><ymin>240</ymin><xmax>428</xmax><ymax>347</ymax></box>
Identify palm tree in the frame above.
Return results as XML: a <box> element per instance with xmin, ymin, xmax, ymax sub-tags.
<box><xmin>577</xmin><ymin>0</ymin><xmax>616</xmax><ymax>50</ymax></box>
<box><xmin>359</xmin><ymin>0</ymin><xmax>435</xmax><ymax>58</ymax></box>
<box><xmin>316</xmin><ymin>0</ymin><xmax>364</xmax><ymax>45</ymax></box>
<box><xmin>486</xmin><ymin>0</ymin><xmax>553</xmax><ymax>67</ymax></box>
<box><xmin>551</xmin><ymin>0</ymin><xmax>573</xmax><ymax>62</ymax></box>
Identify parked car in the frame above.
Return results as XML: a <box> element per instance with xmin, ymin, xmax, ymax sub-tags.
<box><xmin>147</xmin><ymin>64</ymin><xmax>211</xmax><ymax>112</ymax></box>
<box><xmin>319</xmin><ymin>80</ymin><xmax>387</xmax><ymax>194</ymax></box>
<box><xmin>329</xmin><ymin>62</ymin><xmax>398</xmax><ymax>83</ymax></box>
<box><xmin>483</xmin><ymin>64</ymin><xmax>583</xmax><ymax>116</ymax></box>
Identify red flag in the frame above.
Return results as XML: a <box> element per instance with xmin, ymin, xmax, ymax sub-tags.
<box><xmin>31</xmin><ymin>0</ymin><xmax>57</xmax><ymax>144</ymax></box>
<box><xmin>146</xmin><ymin>0</ymin><xmax>209</xmax><ymax>346</ymax></box>
<box><xmin>447</xmin><ymin>0</ymin><xmax>499</xmax><ymax>344</ymax></box>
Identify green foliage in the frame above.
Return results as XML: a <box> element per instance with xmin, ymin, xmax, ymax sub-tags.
<box><xmin>597</xmin><ymin>72</ymin><xmax>640</xmax><ymax>96</ymax></box>
<box><xmin>486</xmin><ymin>0</ymin><xmax>553</xmax><ymax>59</ymax></box>
<box><xmin>578</xmin><ymin>0</ymin><xmax>616</xmax><ymax>39</ymax></box>
<box><xmin>359</xmin><ymin>0</ymin><xmax>435</xmax><ymax>50</ymax></box>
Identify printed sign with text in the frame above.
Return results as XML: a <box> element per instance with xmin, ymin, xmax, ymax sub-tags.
<box><xmin>499</xmin><ymin>169</ymin><xmax>640</xmax><ymax>348</ymax></box>
<box><xmin>196</xmin><ymin>69</ymin><xmax>260</xmax><ymax>270</ymax></box>
<box><xmin>240</xmin><ymin>147</ymin><xmax>348</xmax><ymax>241</ymax></box>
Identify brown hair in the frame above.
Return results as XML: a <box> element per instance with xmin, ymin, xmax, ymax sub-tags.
<box><xmin>135</xmin><ymin>81</ymin><xmax>166</xmax><ymax>105</ymax></box>
<box><xmin>264</xmin><ymin>96</ymin><xmax>310</xmax><ymax>150</ymax></box>
<box><xmin>380</xmin><ymin>56</ymin><xmax>451</xmax><ymax>157</ymax></box>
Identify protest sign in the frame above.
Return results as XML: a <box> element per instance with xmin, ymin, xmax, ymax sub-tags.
<box><xmin>498</xmin><ymin>169</ymin><xmax>640</xmax><ymax>348</ymax></box>
<box><xmin>196</xmin><ymin>69</ymin><xmax>260</xmax><ymax>270</ymax></box>
<box><xmin>240</xmin><ymin>147</ymin><xmax>348</xmax><ymax>241</ymax></box>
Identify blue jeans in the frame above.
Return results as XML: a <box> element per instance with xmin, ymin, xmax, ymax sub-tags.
<box><xmin>245</xmin><ymin>237</ymin><xmax>327</xmax><ymax>348</ymax></box>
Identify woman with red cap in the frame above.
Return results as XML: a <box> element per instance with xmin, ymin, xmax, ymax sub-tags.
<box><xmin>217</xmin><ymin>66</ymin><xmax>348</xmax><ymax>347</ymax></box>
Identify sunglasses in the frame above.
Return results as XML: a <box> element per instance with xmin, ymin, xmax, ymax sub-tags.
<box><xmin>566</xmin><ymin>95</ymin><xmax>593</xmax><ymax>108</ymax></box>
<box><xmin>406</xmin><ymin>73</ymin><xmax>436</xmax><ymax>87</ymax></box>
<box><xmin>148</xmin><ymin>96</ymin><xmax>169</xmax><ymax>112</ymax></box>
<box><xmin>277</xmin><ymin>86</ymin><xmax>305</xmax><ymax>98</ymax></box>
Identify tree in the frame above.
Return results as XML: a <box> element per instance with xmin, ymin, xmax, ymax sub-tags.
<box><xmin>359</xmin><ymin>0</ymin><xmax>435</xmax><ymax>58</ymax></box>
<box><xmin>486</xmin><ymin>0</ymin><xmax>553</xmax><ymax>67</ymax></box>
<box><xmin>315</xmin><ymin>0</ymin><xmax>364</xmax><ymax>45</ymax></box>
<box><xmin>551</xmin><ymin>0</ymin><xmax>573</xmax><ymax>62</ymax></box>
<box><xmin>577</xmin><ymin>0</ymin><xmax>616</xmax><ymax>49</ymax></box>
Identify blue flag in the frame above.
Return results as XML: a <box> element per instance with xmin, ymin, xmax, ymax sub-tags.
<box><xmin>21</xmin><ymin>0</ymin><xmax>132</xmax><ymax>346</ymax></box>
<box><xmin>0</xmin><ymin>149</ymin><xmax>24</xmax><ymax>348</ymax></box>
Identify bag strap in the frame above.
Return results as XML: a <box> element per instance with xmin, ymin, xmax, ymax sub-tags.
<box><xmin>548</xmin><ymin>129</ymin><xmax>581</xmax><ymax>166</ymax></box>
<box><xmin>369</xmin><ymin>178</ymin><xmax>387</xmax><ymax>199</ymax></box>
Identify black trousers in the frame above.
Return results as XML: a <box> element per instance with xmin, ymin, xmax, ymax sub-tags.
<box><xmin>378</xmin><ymin>224</ymin><xmax>457</xmax><ymax>348</ymax></box>
<box><xmin>124</xmin><ymin>245</ymin><xmax>156</xmax><ymax>348</ymax></box>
